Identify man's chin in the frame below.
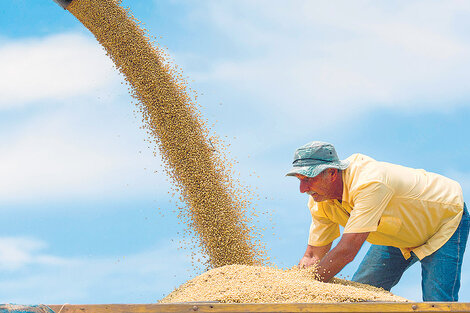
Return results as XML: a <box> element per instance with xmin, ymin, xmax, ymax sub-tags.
<box><xmin>311</xmin><ymin>195</ymin><xmax>326</xmax><ymax>202</ymax></box>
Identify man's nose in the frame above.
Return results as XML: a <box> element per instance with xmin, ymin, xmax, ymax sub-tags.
<box><xmin>299</xmin><ymin>180</ymin><xmax>308</xmax><ymax>193</ymax></box>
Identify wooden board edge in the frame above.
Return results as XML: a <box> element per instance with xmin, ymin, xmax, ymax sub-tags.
<box><xmin>47</xmin><ymin>302</ymin><xmax>470</xmax><ymax>313</ymax></box>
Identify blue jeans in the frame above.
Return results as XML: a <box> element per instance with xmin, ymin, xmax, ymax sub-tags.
<box><xmin>352</xmin><ymin>203</ymin><xmax>469</xmax><ymax>301</ymax></box>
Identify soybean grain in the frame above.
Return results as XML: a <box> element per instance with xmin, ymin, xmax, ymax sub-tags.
<box><xmin>160</xmin><ymin>264</ymin><xmax>409</xmax><ymax>303</ymax></box>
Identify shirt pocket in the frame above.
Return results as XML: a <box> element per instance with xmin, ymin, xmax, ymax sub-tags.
<box><xmin>376</xmin><ymin>215</ymin><xmax>402</xmax><ymax>235</ymax></box>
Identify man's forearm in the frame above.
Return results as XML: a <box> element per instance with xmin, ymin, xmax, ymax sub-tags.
<box><xmin>316</xmin><ymin>244</ymin><xmax>355</xmax><ymax>282</ymax></box>
<box><xmin>315</xmin><ymin>232</ymin><xmax>369</xmax><ymax>282</ymax></box>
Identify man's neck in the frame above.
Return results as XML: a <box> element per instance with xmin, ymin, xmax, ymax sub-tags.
<box><xmin>333</xmin><ymin>171</ymin><xmax>344</xmax><ymax>201</ymax></box>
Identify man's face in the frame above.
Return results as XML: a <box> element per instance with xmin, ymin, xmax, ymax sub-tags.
<box><xmin>295</xmin><ymin>171</ymin><xmax>335</xmax><ymax>202</ymax></box>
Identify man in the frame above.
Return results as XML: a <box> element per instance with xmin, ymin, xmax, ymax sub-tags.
<box><xmin>286</xmin><ymin>141</ymin><xmax>469</xmax><ymax>301</ymax></box>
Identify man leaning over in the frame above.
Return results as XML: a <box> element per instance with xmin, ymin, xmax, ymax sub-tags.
<box><xmin>286</xmin><ymin>141</ymin><xmax>469</xmax><ymax>301</ymax></box>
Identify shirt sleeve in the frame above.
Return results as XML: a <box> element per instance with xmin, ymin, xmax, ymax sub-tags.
<box><xmin>344</xmin><ymin>181</ymin><xmax>394</xmax><ymax>233</ymax></box>
<box><xmin>307</xmin><ymin>197</ymin><xmax>340</xmax><ymax>246</ymax></box>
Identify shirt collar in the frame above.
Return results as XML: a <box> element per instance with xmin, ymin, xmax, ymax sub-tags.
<box><xmin>341</xmin><ymin>166</ymin><xmax>350</xmax><ymax>203</ymax></box>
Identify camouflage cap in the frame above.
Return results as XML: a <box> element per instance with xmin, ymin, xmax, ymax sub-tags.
<box><xmin>285</xmin><ymin>141</ymin><xmax>350</xmax><ymax>178</ymax></box>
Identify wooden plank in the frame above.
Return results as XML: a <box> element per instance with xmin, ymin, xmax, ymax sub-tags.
<box><xmin>48</xmin><ymin>303</ymin><xmax>470</xmax><ymax>313</ymax></box>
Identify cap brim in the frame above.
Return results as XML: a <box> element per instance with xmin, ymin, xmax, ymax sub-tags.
<box><xmin>285</xmin><ymin>160</ymin><xmax>350</xmax><ymax>178</ymax></box>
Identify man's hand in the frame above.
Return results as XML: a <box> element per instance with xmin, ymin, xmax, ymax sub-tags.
<box><xmin>298</xmin><ymin>255</ymin><xmax>319</xmax><ymax>268</ymax></box>
<box><xmin>298</xmin><ymin>243</ymin><xmax>332</xmax><ymax>268</ymax></box>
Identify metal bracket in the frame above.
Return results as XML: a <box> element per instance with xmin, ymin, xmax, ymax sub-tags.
<box><xmin>0</xmin><ymin>304</ymin><xmax>55</xmax><ymax>313</ymax></box>
<box><xmin>52</xmin><ymin>0</ymin><xmax>73</xmax><ymax>9</ymax></box>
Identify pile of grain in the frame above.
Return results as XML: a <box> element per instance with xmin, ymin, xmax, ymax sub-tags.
<box><xmin>67</xmin><ymin>0</ymin><xmax>267</xmax><ymax>268</ymax></box>
<box><xmin>160</xmin><ymin>264</ymin><xmax>408</xmax><ymax>303</ymax></box>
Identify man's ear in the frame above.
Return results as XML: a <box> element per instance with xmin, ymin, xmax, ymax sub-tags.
<box><xmin>328</xmin><ymin>168</ymin><xmax>339</xmax><ymax>180</ymax></box>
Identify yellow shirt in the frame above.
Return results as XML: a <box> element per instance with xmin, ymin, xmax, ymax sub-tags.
<box><xmin>308</xmin><ymin>153</ymin><xmax>464</xmax><ymax>260</ymax></box>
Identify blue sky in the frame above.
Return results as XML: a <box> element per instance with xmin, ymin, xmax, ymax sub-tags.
<box><xmin>1</xmin><ymin>0</ymin><xmax>470</xmax><ymax>304</ymax></box>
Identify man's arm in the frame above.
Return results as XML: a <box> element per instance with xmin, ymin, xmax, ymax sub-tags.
<box><xmin>316</xmin><ymin>232</ymin><xmax>369</xmax><ymax>282</ymax></box>
<box><xmin>299</xmin><ymin>243</ymin><xmax>332</xmax><ymax>268</ymax></box>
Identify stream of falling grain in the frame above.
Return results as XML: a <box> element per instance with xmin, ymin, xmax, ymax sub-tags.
<box><xmin>67</xmin><ymin>0</ymin><xmax>267</xmax><ymax>268</ymax></box>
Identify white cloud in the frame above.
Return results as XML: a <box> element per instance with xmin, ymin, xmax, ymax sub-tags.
<box><xmin>0</xmin><ymin>32</ymin><xmax>173</xmax><ymax>205</ymax></box>
<box><xmin>0</xmin><ymin>32</ymin><xmax>118</xmax><ymax>108</ymax></box>
<box><xmin>0</xmin><ymin>102</ymin><xmax>169</xmax><ymax>205</ymax></box>
<box><xmin>445</xmin><ymin>169</ymin><xmax>470</xmax><ymax>199</ymax></box>
<box><xmin>0</xmin><ymin>236</ymin><xmax>193</xmax><ymax>304</ymax></box>
<box><xmin>188</xmin><ymin>0</ymin><xmax>470</xmax><ymax>124</ymax></box>
<box><xmin>0</xmin><ymin>237</ymin><xmax>70</xmax><ymax>271</ymax></box>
